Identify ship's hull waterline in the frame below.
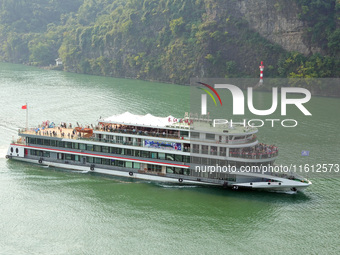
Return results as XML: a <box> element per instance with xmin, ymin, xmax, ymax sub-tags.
<box><xmin>7</xmin><ymin>153</ymin><xmax>310</xmax><ymax>193</ymax></box>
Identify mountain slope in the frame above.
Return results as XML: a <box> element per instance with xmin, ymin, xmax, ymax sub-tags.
<box><xmin>0</xmin><ymin>0</ymin><xmax>339</xmax><ymax>83</ymax></box>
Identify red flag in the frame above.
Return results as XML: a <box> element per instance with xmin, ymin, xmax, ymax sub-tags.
<box><xmin>22</xmin><ymin>105</ymin><xmax>27</xmax><ymax>110</ymax></box>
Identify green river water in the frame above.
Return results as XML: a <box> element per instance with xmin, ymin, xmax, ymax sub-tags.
<box><xmin>0</xmin><ymin>62</ymin><xmax>339</xmax><ymax>254</ymax></box>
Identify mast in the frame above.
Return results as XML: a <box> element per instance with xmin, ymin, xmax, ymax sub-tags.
<box><xmin>26</xmin><ymin>102</ymin><xmax>28</xmax><ymax>131</ymax></box>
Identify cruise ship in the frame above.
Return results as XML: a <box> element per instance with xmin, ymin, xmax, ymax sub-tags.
<box><xmin>6</xmin><ymin>112</ymin><xmax>311</xmax><ymax>192</ymax></box>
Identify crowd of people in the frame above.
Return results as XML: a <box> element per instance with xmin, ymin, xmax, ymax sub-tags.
<box><xmin>31</xmin><ymin>121</ymin><xmax>79</xmax><ymax>139</ymax></box>
<box><xmin>230</xmin><ymin>143</ymin><xmax>278</xmax><ymax>159</ymax></box>
<box><xmin>97</xmin><ymin>124</ymin><xmax>181</xmax><ymax>138</ymax></box>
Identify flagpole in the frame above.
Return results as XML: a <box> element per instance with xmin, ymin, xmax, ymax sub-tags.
<box><xmin>26</xmin><ymin>102</ymin><xmax>28</xmax><ymax>131</ymax></box>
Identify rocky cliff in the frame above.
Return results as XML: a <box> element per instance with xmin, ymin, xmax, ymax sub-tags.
<box><xmin>0</xmin><ymin>0</ymin><xmax>339</xmax><ymax>83</ymax></box>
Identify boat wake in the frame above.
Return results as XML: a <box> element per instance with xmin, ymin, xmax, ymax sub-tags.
<box><xmin>271</xmin><ymin>190</ymin><xmax>297</xmax><ymax>195</ymax></box>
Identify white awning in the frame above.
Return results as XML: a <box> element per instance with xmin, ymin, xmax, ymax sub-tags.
<box><xmin>102</xmin><ymin>112</ymin><xmax>177</xmax><ymax>127</ymax></box>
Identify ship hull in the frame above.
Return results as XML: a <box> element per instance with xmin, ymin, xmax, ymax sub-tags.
<box><xmin>7</xmin><ymin>152</ymin><xmax>311</xmax><ymax>193</ymax></box>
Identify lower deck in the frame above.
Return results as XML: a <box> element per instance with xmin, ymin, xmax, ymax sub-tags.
<box><xmin>7</xmin><ymin>143</ymin><xmax>311</xmax><ymax>192</ymax></box>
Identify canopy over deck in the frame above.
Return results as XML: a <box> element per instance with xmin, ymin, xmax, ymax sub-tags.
<box><xmin>101</xmin><ymin>112</ymin><xmax>177</xmax><ymax>128</ymax></box>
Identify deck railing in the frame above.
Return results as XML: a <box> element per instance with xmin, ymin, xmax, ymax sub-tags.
<box><xmin>229</xmin><ymin>151</ymin><xmax>278</xmax><ymax>159</ymax></box>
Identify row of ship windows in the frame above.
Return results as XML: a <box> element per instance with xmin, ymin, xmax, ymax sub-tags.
<box><xmin>89</xmin><ymin>157</ymin><xmax>190</xmax><ymax>175</ymax></box>
<box><xmin>191</xmin><ymin>132</ymin><xmax>252</xmax><ymax>141</ymax></box>
<box><xmin>191</xmin><ymin>157</ymin><xmax>272</xmax><ymax>168</ymax></box>
<box><xmin>29</xmin><ymin>149</ymin><xmax>269</xmax><ymax>169</ymax></box>
<box><xmin>29</xmin><ymin>149</ymin><xmax>190</xmax><ymax>175</ymax></box>
<box><xmin>27</xmin><ymin>137</ymin><xmax>190</xmax><ymax>163</ymax></box>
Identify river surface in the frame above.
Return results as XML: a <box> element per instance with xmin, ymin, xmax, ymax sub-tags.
<box><xmin>0</xmin><ymin>62</ymin><xmax>339</xmax><ymax>254</ymax></box>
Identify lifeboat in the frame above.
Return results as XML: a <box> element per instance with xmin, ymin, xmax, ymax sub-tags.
<box><xmin>75</xmin><ymin>127</ymin><xmax>93</xmax><ymax>138</ymax></box>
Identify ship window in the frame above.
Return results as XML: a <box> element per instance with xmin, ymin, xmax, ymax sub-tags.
<box><xmin>43</xmin><ymin>151</ymin><xmax>50</xmax><ymax>157</ymax></box>
<box><xmin>126</xmin><ymin>161</ymin><xmax>133</xmax><ymax>168</ymax></box>
<box><xmin>75</xmin><ymin>155</ymin><xmax>80</xmax><ymax>161</ymax></box>
<box><xmin>65</xmin><ymin>142</ymin><xmax>72</xmax><ymax>148</ymax></box>
<box><xmin>166</xmin><ymin>154</ymin><xmax>174</xmax><ymax>161</ymax></box>
<box><xmin>201</xmin><ymin>157</ymin><xmax>209</xmax><ymax>165</ymax></box>
<box><xmin>102</xmin><ymin>159</ymin><xmax>110</xmax><ymax>165</ymax></box>
<box><xmin>125</xmin><ymin>149</ymin><xmax>133</xmax><ymax>156</ymax></box>
<box><xmin>10</xmin><ymin>147</ymin><xmax>13</xmax><ymax>153</ymax></box>
<box><xmin>110</xmin><ymin>147</ymin><xmax>122</xmax><ymax>154</ymax></box>
<box><xmin>72</xmin><ymin>143</ymin><xmax>79</xmax><ymax>149</ymax></box>
<box><xmin>102</xmin><ymin>146</ymin><xmax>109</xmax><ymax>153</ymax></box>
<box><xmin>158</xmin><ymin>153</ymin><xmax>165</xmax><ymax>160</ymax></box>
<box><xmin>228</xmin><ymin>174</ymin><xmax>236</xmax><ymax>182</ymax></box>
<box><xmin>218</xmin><ymin>160</ymin><xmax>227</xmax><ymax>166</ymax></box>
<box><xmin>29</xmin><ymin>138</ymin><xmax>36</xmax><ymax>144</ymax></box>
<box><xmin>175</xmin><ymin>154</ymin><xmax>182</xmax><ymax>162</ymax></box>
<box><xmin>65</xmin><ymin>154</ymin><xmax>72</xmax><ymax>160</ymax></box>
<box><xmin>117</xmin><ymin>161</ymin><xmax>125</xmax><ymax>167</ymax></box>
<box><xmin>148</xmin><ymin>164</ymin><xmax>161</xmax><ymax>172</ymax></box>
<box><xmin>210</xmin><ymin>146</ymin><xmax>217</xmax><ymax>155</ymax></box>
<box><xmin>133</xmin><ymin>162</ymin><xmax>140</xmax><ymax>169</ymax></box>
<box><xmin>116</xmin><ymin>136</ymin><xmax>123</xmax><ymax>144</ymax></box>
<box><xmin>36</xmin><ymin>139</ymin><xmax>43</xmax><ymax>145</ymax></box>
<box><xmin>16</xmin><ymin>148</ymin><xmax>19</xmax><ymax>153</ymax></box>
<box><xmin>87</xmin><ymin>144</ymin><xmax>93</xmax><ymax>151</ymax></box>
<box><xmin>211</xmin><ymin>158</ymin><xmax>217</xmax><ymax>165</ymax></box>
<box><xmin>183</xmin><ymin>156</ymin><xmax>190</xmax><ymax>163</ymax></box>
<box><xmin>141</xmin><ymin>151</ymin><xmax>150</xmax><ymax>158</ymax></box>
<box><xmin>166</xmin><ymin>167</ymin><xmax>174</xmax><ymax>173</ymax></box>
<box><xmin>220</xmin><ymin>147</ymin><xmax>226</xmax><ymax>156</ymax></box>
<box><xmin>192</xmin><ymin>144</ymin><xmax>199</xmax><ymax>153</ymax></box>
<box><xmin>43</xmin><ymin>139</ymin><xmax>50</xmax><ymax>146</ymax></box>
<box><xmin>134</xmin><ymin>150</ymin><xmax>140</xmax><ymax>157</ymax></box>
<box><xmin>191</xmin><ymin>132</ymin><xmax>199</xmax><ymax>138</ymax></box>
<box><xmin>236</xmin><ymin>162</ymin><xmax>245</xmax><ymax>168</ymax></box>
<box><xmin>201</xmin><ymin>145</ymin><xmax>208</xmax><ymax>154</ymax></box>
<box><xmin>174</xmin><ymin>168</ymin><xmax>183</xmax><ymax>174</ymax></box>
<box><xmin>58</xmin><ymin>141</ymin><xmax>65</xmax><ymax>147</ymax></box>
<box><xmin>229</xmin><ymin>161</ymin><xmax>236</xmax><ymax>166</ymax></box>
<box><xmin>94</xmin><ymin>158</ymin><xmax>102</xmax><ymax>164</ymax></box>
<box><xmin>50</xmin><ymin>140</ymin><xmax>56</xmax><ymax>146</ymax></box>
<box><xmin>151</xmin><ymin>152</ymin><xmax>157</xmax><ymax>159</ymax></box>
<box><xmin>94</xmin><ymin>145</ymin><xmax>101</xmax><ymax>152</ymax></box>
<box><xmin>192</xmin><ymin>157</ymin><xmax>201</xmax><ymax>164</ymax></box>
<box><xmin>206</xmin><ymin>133</ymin><xmax>215</xmax><ymax>140</ymax></box>
<box><xmin>79</xmin><ymin>143</ymin><xmax>86</xmax><ymax>150</ymax></box>
<box><xmin>180</xmin><ymin>131</ymin><xmax>189</xmax><ymax>137</ymax></box>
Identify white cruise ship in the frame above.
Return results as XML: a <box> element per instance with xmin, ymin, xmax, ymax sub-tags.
<box><xmin>6</xmin><ymin>112</ymin><xmax>311</xmax><ymax>192</ymax></box>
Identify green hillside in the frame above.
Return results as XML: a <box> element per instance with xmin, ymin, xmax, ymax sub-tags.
<box><xmin>0</xmin><ymin>0</ymin><xmax>339</xmax><ymax>84</ymax></box>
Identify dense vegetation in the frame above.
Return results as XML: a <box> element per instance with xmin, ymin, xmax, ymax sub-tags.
<box><xmin>0</xmin><ymin>0</ymin><xmax>339</xmax><ymax>84</ymax></box>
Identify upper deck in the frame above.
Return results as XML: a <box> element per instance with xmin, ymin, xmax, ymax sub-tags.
<box><xmin>17</xmin><ymin>115</ymin><xmax>277</xmax><ymax>162</ymax></box>
<box><xmin>17</xmin><ymin>112</ymin><xmax>260</xmax><ymax>148</ymax></box>
<box><xmin>100</xmin><ymin>112</ymin><xmax>258</xmax><ymax>135</ymax></box>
